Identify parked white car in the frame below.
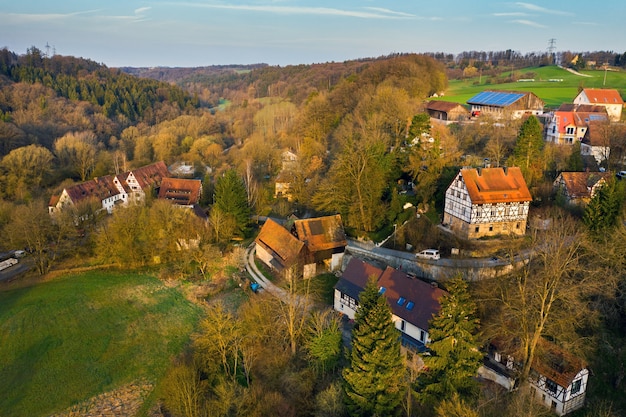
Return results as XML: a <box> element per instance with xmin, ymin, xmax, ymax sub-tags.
<box><xmin>415</xmin><ymin>249</ymin><xmax>440</xmax><ymax>260</ymax></box>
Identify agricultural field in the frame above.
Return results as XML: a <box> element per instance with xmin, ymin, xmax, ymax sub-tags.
<box><xmin>441</xmin><ymin>65</ymin><xmax>626</xmax><ymax>108</ymax></box>
<box><xmin>0</xmin><ymin>271</ymin><xmax>202</xmax><ymax>417</ymax></box>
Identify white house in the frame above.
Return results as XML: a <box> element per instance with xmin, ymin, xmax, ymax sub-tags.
<box><xmin>333</xmin><ymin>258</ymin><xmax>447</xmax><ymax>351</ymax></box>
<box><xmin>443</xmin><ymin>167</ymin><xmax>532</xmax><ymax>239</ymax></box>
<box><xmin>580</xmin><ymin>122</ymin><xmax>612</xmax><ymax>167</ymax></box>
<box><xmin>480</xmin><ymin>338</ymin><xmax>589</xmax><ymax>416</ymax></box>
<box><xmin>573</xmin><ymin>88</ymin><xmax>624</xmax><ymax>122</ymax></box>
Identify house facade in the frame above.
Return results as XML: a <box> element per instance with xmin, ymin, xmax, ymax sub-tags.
<box><xmin>573</xmin><ymin>88</ymin><xmax>624</xmax><ymax>122</ymax></box>
<box><xmin>333</xmin><ymin>258</ymin><xmax>447</xmax><ymax>351</ymax></box>
<box><xmin>443</xmin><ymin>167</ymin><xmax>532</xmax><ymax>239</ymax></box>
<box><xmin>480</xmin><ymin>339</ymin><xmax>589</xmax><ymax>416</ymax></box>
<box><xmin>543</xmin><ymin>105</ymin><xmax>608</xmax><ymax>145</ymax></box>
<box><xmin>255</xmin><ymin>219</ymin><xmax>307</xmax><ymax>280</ymax></box>
<box><xmin>580</xmin><ymin>122</ymin><xmax>612</xmax><ymax>166</ymax></box>
<box><xmin>467</xmin><ymin>90</ymin><xmax>544</xmax><ymax>119</ymax></box>
<box><xmin>48</xmin><ymin>161</ymin><xmax>170</xmax><ymax>215</ymax></box>
<box><xmin>553</xmin><ymin>171</ymin><xmax>610</xmax><ymax>206</ymax></box>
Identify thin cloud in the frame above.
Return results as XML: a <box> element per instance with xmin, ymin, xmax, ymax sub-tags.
<box><xmin>173</xmin><ymin>2</ymin><xmax>413</xmax><ymax>19</ymax></box>
<box><xmin>512</xmin><ymin>19</ymin><xmax>547</xmax><ymax>28</ymax></box>
<box><xmin>0</xmin><ymin>10</ymin><xmax>101</xmax><ymax>23</ymax></box>
<box><xmin>135</xmin><ymin>7</ymin><xmax>152</xmax><ymax>15</ymax></box>
<box><xmin>363</xmin><ymin>7</ymin><xmax>415</xmax><ymax>18</ymax></box>
<box><xmin>493</xmin><ymin>12</ymin><xmax>527</xmax><ymax>17</ymax></box>
<box><xmin>515</xmin><ymin>2</ymin><xmax>572</xmax><ymax>16</ymax></box>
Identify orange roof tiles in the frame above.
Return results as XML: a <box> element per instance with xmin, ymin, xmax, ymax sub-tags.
<box><xmin>581</xmin><ymin>88</ymin><xmax>624</xmax><ymax>105</ymax></box>
<box><xmin>557</xmin><ymin>172</ymin><xmax>610</xmax><ymax>199</ymax></box>
<box><xmin>158</xmin><ymin>177</ymin><xmax>202</xmax><ymax>205</ymax></box>
<box><xmin>293</xmin><ymin>214</ymin><xmax>347</xmax><ymax>253</ymax></box>
<box><xmin>460</xmin><ymin>167</ymin><xmax>532</xmax><ymax>205</ymax></box>
<box><xmin>255</xmin><ymin>219</ymin><xmax>305</xmax><ymax>267</ymax></box>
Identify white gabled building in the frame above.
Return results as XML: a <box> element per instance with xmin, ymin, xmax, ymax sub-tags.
<box><xmin>480</xmin><ymin>338</ymin><xmax>589</xmax><ymax>416</ymax></box>
<box><xmin>573</xmin><ymin>88</ymin><xmax>624</xmax><ymax>122</ymax></box>
<box><xmin>443</xmin><ymin>167</ymin><xmax>532</xmax><ymax>239</ymax></box>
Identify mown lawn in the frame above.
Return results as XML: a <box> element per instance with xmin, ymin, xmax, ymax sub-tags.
<box><xmin>441</xmin><ymin>65</ymin><xmax>626</xmax><ymax>108</ymax></box>
<box><xmin>0</xmin><ymin>271</ymin><xmax>202</xmax><ymax>417</ymax></box>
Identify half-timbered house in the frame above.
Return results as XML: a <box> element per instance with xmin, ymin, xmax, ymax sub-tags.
<box><xmin>443</xmin><ymin>167</ymin><xmax>532</xmax><ymax>239</ymax></box>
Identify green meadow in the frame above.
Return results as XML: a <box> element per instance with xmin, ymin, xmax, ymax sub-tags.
<box><xmin>0</xmin><ymin>271</ymin><xmax>201</xmax><ymax>417</ymax></box>
<box><xmin>441</xmin><ymin>65</ymin><xmax>626</xmax><ymax>108</ymax></box>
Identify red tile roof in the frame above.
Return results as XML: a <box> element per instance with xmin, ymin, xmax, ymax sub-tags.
<box><xmin>532</xmin><ymin>338</ymin><xmax>587</xmax><ymax>388</ymax></box>
<box><xmin>293</xmin><ymin>214</ymin><xmax>347</xmax><ymax>253</ymax></box>
<box><xmin>255</xmin><ymin>219</ymin><xmax>305</xmax><ymax>268</ymax></box>
<box><xmin>158</xmin><ymin>177</ymin><xmax>202</xmax><ymax>205</ymax></box>
<box><xmin>460</xmin><ymin>167</ymin><xmax>532</xmax><ymax>205</ymax></box>
<box><xmin>130</xmin><ymin>161</ymin><xmax>169</xmax><ymax>189</ymax></box>
<box><xmin>64</xmin><ymin>175</ymin><xmax>118</xmax><ymax>204</ymax></box>
<box><xmin>581</xmin><ymin>88</ymin><xmax>624</xmax><ymax>105</ymax></box>
<box><xmin>556</xmin><ymin>172</ymin><xmax>610</xmax><ymax>199</ymax></box>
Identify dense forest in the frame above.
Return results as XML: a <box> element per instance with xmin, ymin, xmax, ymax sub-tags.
<box><xmin>2</xmin><ymin>45</ymin><xmax>626</xmax><ymax>417</ymax></box>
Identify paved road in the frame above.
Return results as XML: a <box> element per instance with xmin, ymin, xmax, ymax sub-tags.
<box><xmin>244</xmin><ymin>243</ymin><xmax>286</xmax><ymax>298</ymax></box>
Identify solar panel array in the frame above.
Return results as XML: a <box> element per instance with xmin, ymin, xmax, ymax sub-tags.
<box><xmin>468</xmin><ymin>91</ymin><xmax>525</xmax><ymax>107</ymax></box>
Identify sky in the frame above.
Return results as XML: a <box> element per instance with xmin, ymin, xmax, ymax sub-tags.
<box><xmin>1</xmin><ymin>1</ymin><xmax>625</xmax><ymax>68</ymax></box>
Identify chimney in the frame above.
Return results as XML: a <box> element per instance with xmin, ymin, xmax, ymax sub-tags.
<box><xmin>503</xmin><ymin>166</ymin><xmax>508</xmax><ymax>175</ymax></box>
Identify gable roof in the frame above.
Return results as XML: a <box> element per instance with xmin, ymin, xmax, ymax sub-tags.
<box><xmin>377</xmin><ymin>266</ymin><xmax>447</xmax><ymax>331</ymax></box>
<box><xmin>459</xmin><ymin>167</ymin><xmax>532</xmax><ymax>205</ymax></box>
<box><xmin>426</xmin><ymin>100</ymin><xmax>468</xmax><ymax>113</ymax></box>
<box><xmin>334</xmin><ymin>257</ymin><xmax>383</xmax><ymax>301</ymax></box>
<box><xmin>555</xmin><ymin>171</ymin><xmax>610</xmax><ymax>199</ymax></box>
<box><xmin>158</xmin><ymin>177</ymin><xmax>202</xmax><ymax>206</ymax></box>
<box><xmin>255</xmin><ymin>219</ymin><xmax>305</xmax><ymax>269</ymax></box>
<box><xmin>129</xmin><ymin>161</ymin><xmax>169</xmax><ymax>189</ymax></box>
<box><xmin>579</xmin><ymin>88</ymin><xmax>624</xmax><ymax>105</ymax></box>
<box><xmin>293</xmin><ymin>214</ymin><xmax>347</xmax><ymax>252</ymax></box>
<box><xmin>63</xmin><ymin>175</ymin><xmax>118</xmax><ymax>205</ymax></box>
<box><xmin>532</xmin><ymin>338</ymin><xmax>587</xmax><ymax>388</ymax></box>
<box><xmin>557</xmin><ymin>103</ymin><xmax>608</xmax><ymax>113</ymax></box>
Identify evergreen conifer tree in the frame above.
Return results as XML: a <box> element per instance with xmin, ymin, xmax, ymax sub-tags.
<box><xmin>213</xmin><ymin>169</ymin><xmax>251</xmax><ymax>237</ymax></box>
<box><xmin>418</xmin><ymin>276</ymin><xmax>482</xmax><ymax>405</ymax></box>
<box><xmin>583</xmin><ymin>177</ymin><xmax>623</xmax><ymax>239</ymax></box>
<box><xmin>509</xmin><ymin>115</ymin><xmax>544</xmax><ymax>186</ymax></box>
<box><xmin>343</xmin><ymin>278</ymin><xmax>404</xmax><ymax>416</ymax></box>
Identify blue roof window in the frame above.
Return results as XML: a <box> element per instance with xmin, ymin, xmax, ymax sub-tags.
<box><xmin>397</xmin><ymin>297</ymin><xmax>406</xmax><ymax>306</ymax></box>
<box><xmin>406</xmin><ymin>301</ymin><xmax>415</xmax><ymax>310</ymax></box>
<box><xmin>378</xmin><ymin>286</ymin><xmax>386</xmax><ymax>294</ymax></box>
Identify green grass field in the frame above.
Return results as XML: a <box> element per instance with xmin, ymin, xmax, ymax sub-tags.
<box><xmin>441</xmin><ymin>65</ymin><xmax>626</xmax><ymax>108</ymax></box>
<box><xmin>0</xmin><ymin>271</ymin><xmax>202</xmax><ymax>417</ymax></box>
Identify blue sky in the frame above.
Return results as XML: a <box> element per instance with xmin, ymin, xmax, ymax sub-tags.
<box><xmin>1</xmin><ymin>1</ymin><xmax>624</xmax><ymax>68</ymax></box>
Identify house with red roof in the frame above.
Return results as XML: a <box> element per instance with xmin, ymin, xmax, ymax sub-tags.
<box><xmin>333</xmin><ymin>257</ymin><xmax>447</xmax><ymax>351</ymax></box>
<box><xmin>544</xmin><ymin>104</ymin><xmax>608</xmax><ymax>145</ymax></box>
<box><xmin>255</xmin><ymin>214</ymin><xmax>347</xmax><ymax>279</ymax></box>
<box><xmin>443</xmin><ymin>167</ymin><xmax>532</xmax><ymax>239</ymax></box>
<box><xmin>157</xmin><ymin>177</ymin><xmax>202</xmax><ymax>207</ymax></box>
<box><xmin>49</xmin><ymin>161</ymin><xmax>170</xmax><ymax>215</ymax></box>
<box><xmin>553</xmin><ymin>171</ymin><xmax>611</xmax><ymax>206</ymax></box>
<box><xmin>480</xmin><ymin>338</ymin><xmax>588</xmax><ymax>416</ymax></box>
<box><xmin>573</xmin><ymin>88</ymin><xmax>624</xmax><ymax>122</ymax></box>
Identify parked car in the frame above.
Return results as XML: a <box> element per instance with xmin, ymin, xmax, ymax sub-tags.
<box><xmin>616</xmin><ymin>171</ymin><xmax>626</xmax><ymax>179</ymax></box>
<box><xmin>415</xmin><ymin>249</ymin><xmax>440</xmax><ymax>260</ymax></box>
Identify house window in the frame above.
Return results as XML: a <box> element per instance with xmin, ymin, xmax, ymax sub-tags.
<box><xmin>489</xmin><ymin>225</ymin><xmax>493</xmax><ymax>232</ymax></box>
<box><xmin>475</xmin><ymin>226</ymin><xmax>479</xmax><ymax>233</ymax></box>
<box><xmin>566</xmin><ymin>127</ymin><xmax>575</xmax><ymax>134</ymax></box>
<box><xmin>571</xmin><ymin>379</ymin><xmax>582</xmax><ymax>394</ymax></box>
<box><xmin>516</xmin><ymin>223</ymin><xmax>520</xmax><ymax>229</ymax></box>
<box><xmin>400</xmin><ymin>320</ymin><xmax>406</xmax><ymax>332</ymax></box>
<box><xmin>419</xmin><ymin>330</ymin><xmax>425</xmax><ymax>342</ymax></box>
<box><xmin>545</xmin><ymin>378</ymin><xmax>558</xmax><ymax>394</ymax></box>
